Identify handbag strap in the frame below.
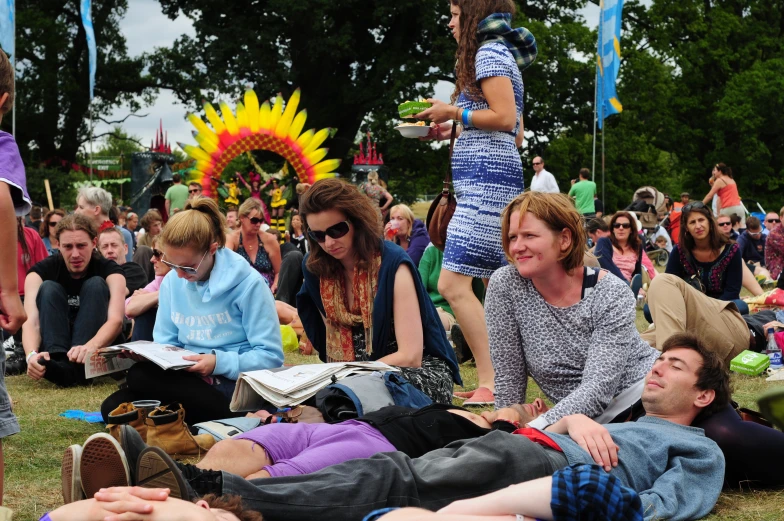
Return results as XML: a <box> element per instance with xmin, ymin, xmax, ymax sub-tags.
<box><xmin>442</xmin><ymin>123</ymin><xmax>458</xmax><ymax>192</ymax></box>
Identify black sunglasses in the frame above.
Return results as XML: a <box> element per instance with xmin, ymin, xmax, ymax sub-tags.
<box><xmin>48</xmin><ymin>221</ymin><xmax>60</xmax><ymax>227</ymax></box>
<box><xmin>307</xmin><ymin>221</ymin><xmax>351</xmax><ymax>243</ymax></box>
<box><xmin>189</xmin><ymin>189</ymin><xmax>201</xmax><ymax>194</ymax></box>
<box><xmin>766</xmin><ymin>218</ymin><xmax>781</xmax><ymax>224</ymax></box>
<box><xmin>248</xmin><ymin>217</ymin><xmax>264</xmax><ymax>225</ymax></box>
<box><xmin>532</xmin><ymin>162</ymin><xmax>542</xmax><ymax>165</ymax></box>
<box><xmin>613</xmin><ymin>223</ymin><xmax>632</xmax><ymax>229</ymax></box>
<box><xmin>682</xmin><ymin>202</ymin><xmax>706</xmax><ymax>213</ymax></box>
<box><xmin>718</xmin><ymin>222</ymin><xmax>732</xmax><ymax>226</ymax></box>
<box><xmin>151</xmin><ymin>248</ymin><xmax>163</xmax><ymax>259</ymax></box>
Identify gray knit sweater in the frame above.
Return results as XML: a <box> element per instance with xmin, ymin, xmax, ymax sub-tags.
<box><xmin>485</xmin><ymin>265</ymin><xmax>660</xmax><ymax>426</ymax></box>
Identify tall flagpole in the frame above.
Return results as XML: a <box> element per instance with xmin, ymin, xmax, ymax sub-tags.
<box><xmin>89</xmin><ymin>101</ymin><xmax>93</xmax><ymax>182</ymax></box>
<box><xmin>602</xmin><ymin>121</ymin><xmax>606</xmax><ymax>207</ymax></box>
<box><xmin>592</xmin><ymin>70</ymin><xmax>598</xmax><ymax>182</ymax></box>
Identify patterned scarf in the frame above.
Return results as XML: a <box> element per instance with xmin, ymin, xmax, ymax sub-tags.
<box><xmin>320</xmin><ymin>252</ymin><xmax>382</xmax><ymax>362</ymax></box>
<box><xmin>679</xmin><ymin>243</ymin><xmax>740</xmax><ymax>295</ymax></box>
<box><xmin>477</xmin><ymin>13</ymin><xmax>538</xmax><ymax>72</ymax></box>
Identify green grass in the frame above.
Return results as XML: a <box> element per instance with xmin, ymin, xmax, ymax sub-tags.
<box><xmin>5</xmin><ymin>322</ymin><xmax>784</xmax><ymax>519</ymax></box>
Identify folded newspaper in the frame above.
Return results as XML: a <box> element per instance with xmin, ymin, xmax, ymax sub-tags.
<box><xmin>99</xmin><ymin>341</ymin><xmax>198</xmax><ymax>371</ymax></box>
<box><xmin>230</xmin><ymin>361</ymin><xmax>399</xmax><ymax>411</ymax></box>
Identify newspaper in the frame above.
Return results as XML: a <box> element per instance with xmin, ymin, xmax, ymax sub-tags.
<box><xmin>99</xmin><ymin>341</ymin><xmax>198</xmax><ymax>371</ymax></box>
<box><xmin>230</xmin><ymin>361</ymin><xmax>398</xmax><ymax>411</ymax></box>
<box><xmin>84</xmin><ymin>350</ymin><xmax>135</xmax><ymax>379</ymax></box>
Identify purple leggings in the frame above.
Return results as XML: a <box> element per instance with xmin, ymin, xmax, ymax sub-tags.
<box><xmin>234</xmin><ymin>420</ymin><xmax>396</xmax><ymax>478</ymax></box>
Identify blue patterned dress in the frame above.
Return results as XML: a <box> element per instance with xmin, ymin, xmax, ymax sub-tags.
<box><xmin>443</xmin><ymin>41</ymin><xmax>525</xmax><ymax>279</ymax></box>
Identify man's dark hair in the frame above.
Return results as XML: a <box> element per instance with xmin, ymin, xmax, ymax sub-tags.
<box><xmin>579</xmin><ymin>168</ymin><xmax>590</xmax><ymax>179</ymax></box>
<box><xmin>172</xmin><ymin>173</ymin><xmax>181</xmax><ymax>183</ymax></box>
<box><xmin>189</xmin><ymin>181</ymin><xmax>202</xmax><ymax>189</ymax></box>
<box><xmin>586</xmin><ymin>218</ymin><xmax>608</xmax><ymax>234</ymax></box>
<box><xmin>661</xmin><ymin>333</ymin><xmax>731</xmax><ymax>418</ymax></box>
<box><xmin>745</xmin><ymin>216</ymin><xmax>761</xmax><ymax>231</ymax></box>
<box><xmin>30</xmin><ymin>205</ymin><xmax>43</xmax><ymax>220</ymax></box>
<box><xmin>730</xmin><ymin>214</ymin><xmax>742</xmax><ymax>226</ymax></box>
<box><xmin>200</xmin><ymin>494</ymin><xmax>264</xmax><ymax>521</ymax></box>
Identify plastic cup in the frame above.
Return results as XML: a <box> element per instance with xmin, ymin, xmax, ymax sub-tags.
<box><xmin>132</xmin><ymin>400</ymin><xmax>161</xmax><ymax>413</ymax></box>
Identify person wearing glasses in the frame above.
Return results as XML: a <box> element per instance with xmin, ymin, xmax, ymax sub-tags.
<box><xmin>716</xmin><ymin>215</ymin><xmax>739</xmax><ymax>240</ymax></box>
<box><xmin>188</xmin><ymin>181</ymin><xmax>203</xmax><ymax>200</ymax></box>
<box><xmin>124</xmin><ymin>238</ymin><xmax>171</xmax><ymax>342</ymax></box>
<box><xmin>763</xmin><ymin>211</ymin><xmax>782</xmax><ymax>236</ymax></box>
<box><xmin>100</xmin><ymin>197</ymin><xmax>284</xmax><ymax>426</ymax></box>
<box><xmin>297</xmin><ymin>179</ymin><xmax>461</xmax><ymax>404</ymax></box>
<box><xmin>765</xmin><ymin>206</ymin><xmax>784</xmax><ymax>288</ymax></box>
<box><xmin>736</xmin><ymin>216</ymin><xmax>771</xmax><ymax>280</ymax></box>
<box><xmin>23</xmin><ymin>214</ymin><xmax>127</xmax><ymax>387</ymax></box>
<box><xmin>717</xmin><ymin>215</ymin><xmax>764</xmax><ymax>297</ymax></box>
<box><xmin>225</xmin><ymin>198</ymin><xmax>281</xmax><ymax>292</ymax></box>
<box><xmin>702</xmin><ymin>163</ymin><xmax>743</xmax><ymax>218</ymax></box>
<box><xmin>39</xmin><ymin>209</ymin><xmax>65</xmax><ymax>255</ymax></box>
<box><xmin>665</xmin><ymin>201</ymin><xmax>747</xmax><ymax>313</ymax></box>
<box><xmin>529</xmin><ymin>156</ymin><xmax>559</xmax><ymax>193</ymax></box>
<box><xmin>594</xmin><ymin>212</ymin><xmax>657</xmax><ymax>296</ymax></box>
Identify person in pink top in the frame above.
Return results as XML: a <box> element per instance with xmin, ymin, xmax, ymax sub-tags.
<box><xmin>594</xmin><ymin>212</ymin><xmax>657</xmax><ymax>297</ymax></box>
<box><xmin>124</xmin><ymin>239</ymin><xmax>171</xmax><ymax>341</ymax></box>
<box><xmin>703</xmin><ymin>163</ymin><xmax>743</xmax><ymax>218</ymax></box>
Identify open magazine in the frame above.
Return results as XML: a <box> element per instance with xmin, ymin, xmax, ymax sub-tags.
<box><xmin>99</xmin><ymin>341</ymin><xmax>198</xmax><ymax>371</ymax></box>
<box><xmin>230</xmin><ymin>361</ymin><xmax>398</xmax><ymax>411</ymax></box>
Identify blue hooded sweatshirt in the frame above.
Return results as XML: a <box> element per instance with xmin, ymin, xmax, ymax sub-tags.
<box><xmin>154</xmin><ymin>247</ymin><xmax>284</xmax><ymax>381</ymax></box>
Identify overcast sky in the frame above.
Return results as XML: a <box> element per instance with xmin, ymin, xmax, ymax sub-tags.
<box><xmin>94</xmin><ymin>1</ymin><xmax>602</xmax><ymax>154</ymax></box>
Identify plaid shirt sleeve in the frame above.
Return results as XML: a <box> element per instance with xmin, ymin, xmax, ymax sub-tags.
<box><xmin>550</xmin><ymin>465</ymin><xmax>644</xmax><ymax>521</ymax></box>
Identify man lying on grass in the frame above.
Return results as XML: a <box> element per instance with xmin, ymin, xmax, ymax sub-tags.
<box><xmin>60</xmin><ymin>333</ymin><xmax>727</xmax><ymax>521</ymax></box>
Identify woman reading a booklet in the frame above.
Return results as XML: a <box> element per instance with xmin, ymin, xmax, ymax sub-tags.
<box><xmin>296</xmin><ymin>179</ymin><xmax>461</xmax><ymax>404</ymax></box>
<box><xmin>100</xmin><ymin>198</ymin><xmax>284</xmax><ymax>425</ymax></box>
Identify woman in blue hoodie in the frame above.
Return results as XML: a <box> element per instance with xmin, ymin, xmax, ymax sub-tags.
<box><xmin>297</xmin><ymin>179</ymin><xmax>461</xmax><ymax>404</ymax></box>
<box><xmin>384</xmin><ymin>204</ymin><xmax>431</xmax><ymax>267</ymax></box>
<box><xmin>100</xmin><ymin>198</ymin><xmax>284</xmax><ymax>426</ymax></box>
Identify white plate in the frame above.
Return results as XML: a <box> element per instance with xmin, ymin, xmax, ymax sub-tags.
<box><xmin>395</xmin><ymin>125</ymin><xmax>431</xmax><ymax>138</ymax></box>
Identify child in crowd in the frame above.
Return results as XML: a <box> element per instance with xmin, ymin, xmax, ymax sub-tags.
<box><xmin>0</xmin><ymin>48</ymin><xmax>28</xmax><ymax>503</ymax></box>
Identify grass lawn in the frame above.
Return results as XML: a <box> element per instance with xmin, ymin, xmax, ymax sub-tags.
<box><xmin>5</xmin><ymin>321</ymin><xmax>784</xmax><ymax>519</ymax></box>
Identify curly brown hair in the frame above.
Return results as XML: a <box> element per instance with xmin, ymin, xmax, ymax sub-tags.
<box><xmin>200</xmin><ymin>494</ymin><xmax>264</xmax><ymax>521</ymax></box>
<box><xmin>451</xmin><ymin>0</ymin><xmax>516</xmax><ymax>102</ymax></box>
<box><xmin>299</xmin><ymin>178</ymin><xmax>383</xmax><ymax>280</ymax></box>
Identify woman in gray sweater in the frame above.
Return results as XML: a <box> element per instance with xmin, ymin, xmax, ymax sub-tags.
<box><xmin>484</xmin><ymin>192</ymin><xmax>659</xmax><ymax>429</ymax></box>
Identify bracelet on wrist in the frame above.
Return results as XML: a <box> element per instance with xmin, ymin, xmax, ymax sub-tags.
<box><xmin>26</xmin><ymin>351</ymin><xmax>38</xmax><ymax>363</ymax></box>
<box><xmin>462</xmin><ymin>109</ymin><xmax>469</xmax><ymax>126</ymax></box>
<box><xmin>467</xmin><ymin>110</ymin><xmax>474</xmax><ymax>127</ymax></box>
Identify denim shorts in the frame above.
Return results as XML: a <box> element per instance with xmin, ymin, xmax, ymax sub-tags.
<box><xmin>0</xmin><ymin>330</ymin><xmax>20</xmax><ymax>438</ymax></box>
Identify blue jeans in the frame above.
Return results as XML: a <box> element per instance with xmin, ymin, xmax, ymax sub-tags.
<box><xmin>130</xmin><ymin>307</ymin><xmax>157</xmax><ymax>342</ymax></box>
<box><xmin>36</xmin><ymin>277</ymin><xmax>110</xmax><ymax>386</ymax></box>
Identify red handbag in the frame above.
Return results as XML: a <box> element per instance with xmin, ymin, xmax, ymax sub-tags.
<box><xmin>426</xmin><ymin>124</ymin><xmax>458</xmax><ymax>251</ymax></box>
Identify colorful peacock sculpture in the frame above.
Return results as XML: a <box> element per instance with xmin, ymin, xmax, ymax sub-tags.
<box><xmin>179</xmin><ymin>89</ymin><xmax>340</xmax><ymax>197</ymax></box>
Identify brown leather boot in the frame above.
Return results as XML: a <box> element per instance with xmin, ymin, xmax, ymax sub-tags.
<box><xmin>107</xmin><ymin>403</ymin><xmax>148</xmax><ymax>443</ymax></box>
<box><xmin>145</xmin><ymin>404</ymin><xmax>215</xmax><ymax>457</ymax></box>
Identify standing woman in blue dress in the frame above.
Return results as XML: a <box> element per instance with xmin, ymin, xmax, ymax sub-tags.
<box><xmin>416</xmin><ymin>0</ymin><xmax>536</xmax><ymax>405</ymax></box>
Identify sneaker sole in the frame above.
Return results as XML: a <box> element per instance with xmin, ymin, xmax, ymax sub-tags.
<box><xmin>79</xmin><ymin>433</ymin><xmax>131</xmax><ymax>499</ymax></box>
<box><xmin>137</xmin><ymin>447</ymin><xmax>191</xmax><ymax>500</ymax></box>
<box><xmin>61</xmin><ymin>444</ymin><xmax>85</xmax><ymax>504</ymax></box>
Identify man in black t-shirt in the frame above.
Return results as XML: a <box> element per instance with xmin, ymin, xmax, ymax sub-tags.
<box><xmin>22</xmin><ymin>214</ymin><xmax>126</xmax><ymax>387</ymax></box>
<box><xmin>96</xmin><ymin>227</ymin><xmax>147</xmax><ymax>296</ymax></box>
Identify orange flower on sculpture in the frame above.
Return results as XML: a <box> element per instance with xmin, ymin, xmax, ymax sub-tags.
<box><xmin>180</xmin><ymin>89</ymin><xmax>340</xmax><ymax>197</ymax></box>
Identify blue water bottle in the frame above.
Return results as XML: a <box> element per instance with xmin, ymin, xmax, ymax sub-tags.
<box><xmin>766</xmin><ymin>328</ymin><xmax>782</xmax><ymax>370</ymax></box>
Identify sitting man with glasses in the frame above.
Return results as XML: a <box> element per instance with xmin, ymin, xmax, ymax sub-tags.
<box><xmin>763</xmin><ymin>211</ymin><xmax>781</xmax><ymax>236</ymax></box>
<box><xmin>22</xmin><ymin>214</ymin><xmax>127</xmax><ymax>387</ymax></box>
<box><xmin>716</xmin><ymin>215</ymin><xmax>739</xmax><ymax>240</ymax></box>
<box><xmin>738</xmin><ymin>216</ymin><xmax>772</xmax><ymax>280</ymax></box>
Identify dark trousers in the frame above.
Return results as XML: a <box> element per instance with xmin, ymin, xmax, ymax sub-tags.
<box><xmin>130</xmin><ymin>307</ymin><xmax>157</xmax><ymax>342</ymax></box>
<box><xmin>275</xmin><ymin>249</ymin><xmax>303</xmax><ymax>307</ymax></box>
<box><xmin>101</xmin><ymin>363</ymin><xmax>241</xmax><ymax>426</ymax></box>
<box><xmin>220</xmin><ymin>430</ymin><xmax>567</xmax><ymax>521</ymax></box>
<box><xmin>37</xmin><ymin>277</ymin><xmax>110</xmax><ymax>387</ymax></box>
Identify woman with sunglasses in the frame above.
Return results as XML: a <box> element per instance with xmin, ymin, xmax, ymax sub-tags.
<box><xmin>123</xmin><ymin>238</ymin><xmax>172</xmax><ymax>341</ymax></box>
<box><xmin>39</xmin><ymin>209</ymin><xmax>65</xmax><ymax>256</ymax></box>
<box><xmin>594</xmin><ymin>212</ymin><xmax>656</xmax><ymax>296</ymax></box>
<box><xmin>665</xmin><ymin>202</ymin><xmax>746</xmax><ymax>312</ymax></box>
<box><xmin>226</xmin><ymin>198</ymin><xmax>281</xmax><ymax>292</ymax></box>
<box><xmin>100</xmin><ymin>197</ymin><xmax>284</xmax><ymax>426</ymax></box>
<box><xmin>702</xmin><ymin>163</ymin><xmax>743</xmax><ymax>218</ymax></box>
<box><xmin>297</xmin><ymin>179</ymin><xmax>461</xmax><ymax>404</ymax></box>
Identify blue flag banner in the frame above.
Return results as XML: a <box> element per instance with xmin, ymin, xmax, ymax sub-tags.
<box><xmin>80</xmin><ymin>0</ymin><xmax>97</xmax><ymax>100</ymax></box>
<box><xmin>0</xmin><ymin>0</ymin><xmax>14</xmax><ymax>59</ymax></box>
<box><xmin>596</xmin><ymin>0</ymin><xmax>624</xmax><ymax>129</ymax></box>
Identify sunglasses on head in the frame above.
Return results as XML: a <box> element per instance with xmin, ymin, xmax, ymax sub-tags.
<box><xmin>613</xmin><ymin>222</ymin><xmax>632</xmax><ymax>229</ymax></box>
<box><xmin>307</xmin><ymin>221</ymin><xmax>351</xmax><ymax>243</ymax></box>
<box><xmin>160</xmin><ymin>250</ymin><xmax>208</xmax><ymax>275</ymax></box>
<box><xmin>151</xmin><ymin>248</ymin><xmax>163</xmax><ymax>259</ymax></box>
<box><xmin>766</xmin><ymin>218</ymin><xmax>781</xmax><ymax>224</ymax></box>
<box><xmin>682</xmin><ymin>201</ymin><xmax>706</xmax><ymax>213</ymax></box>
